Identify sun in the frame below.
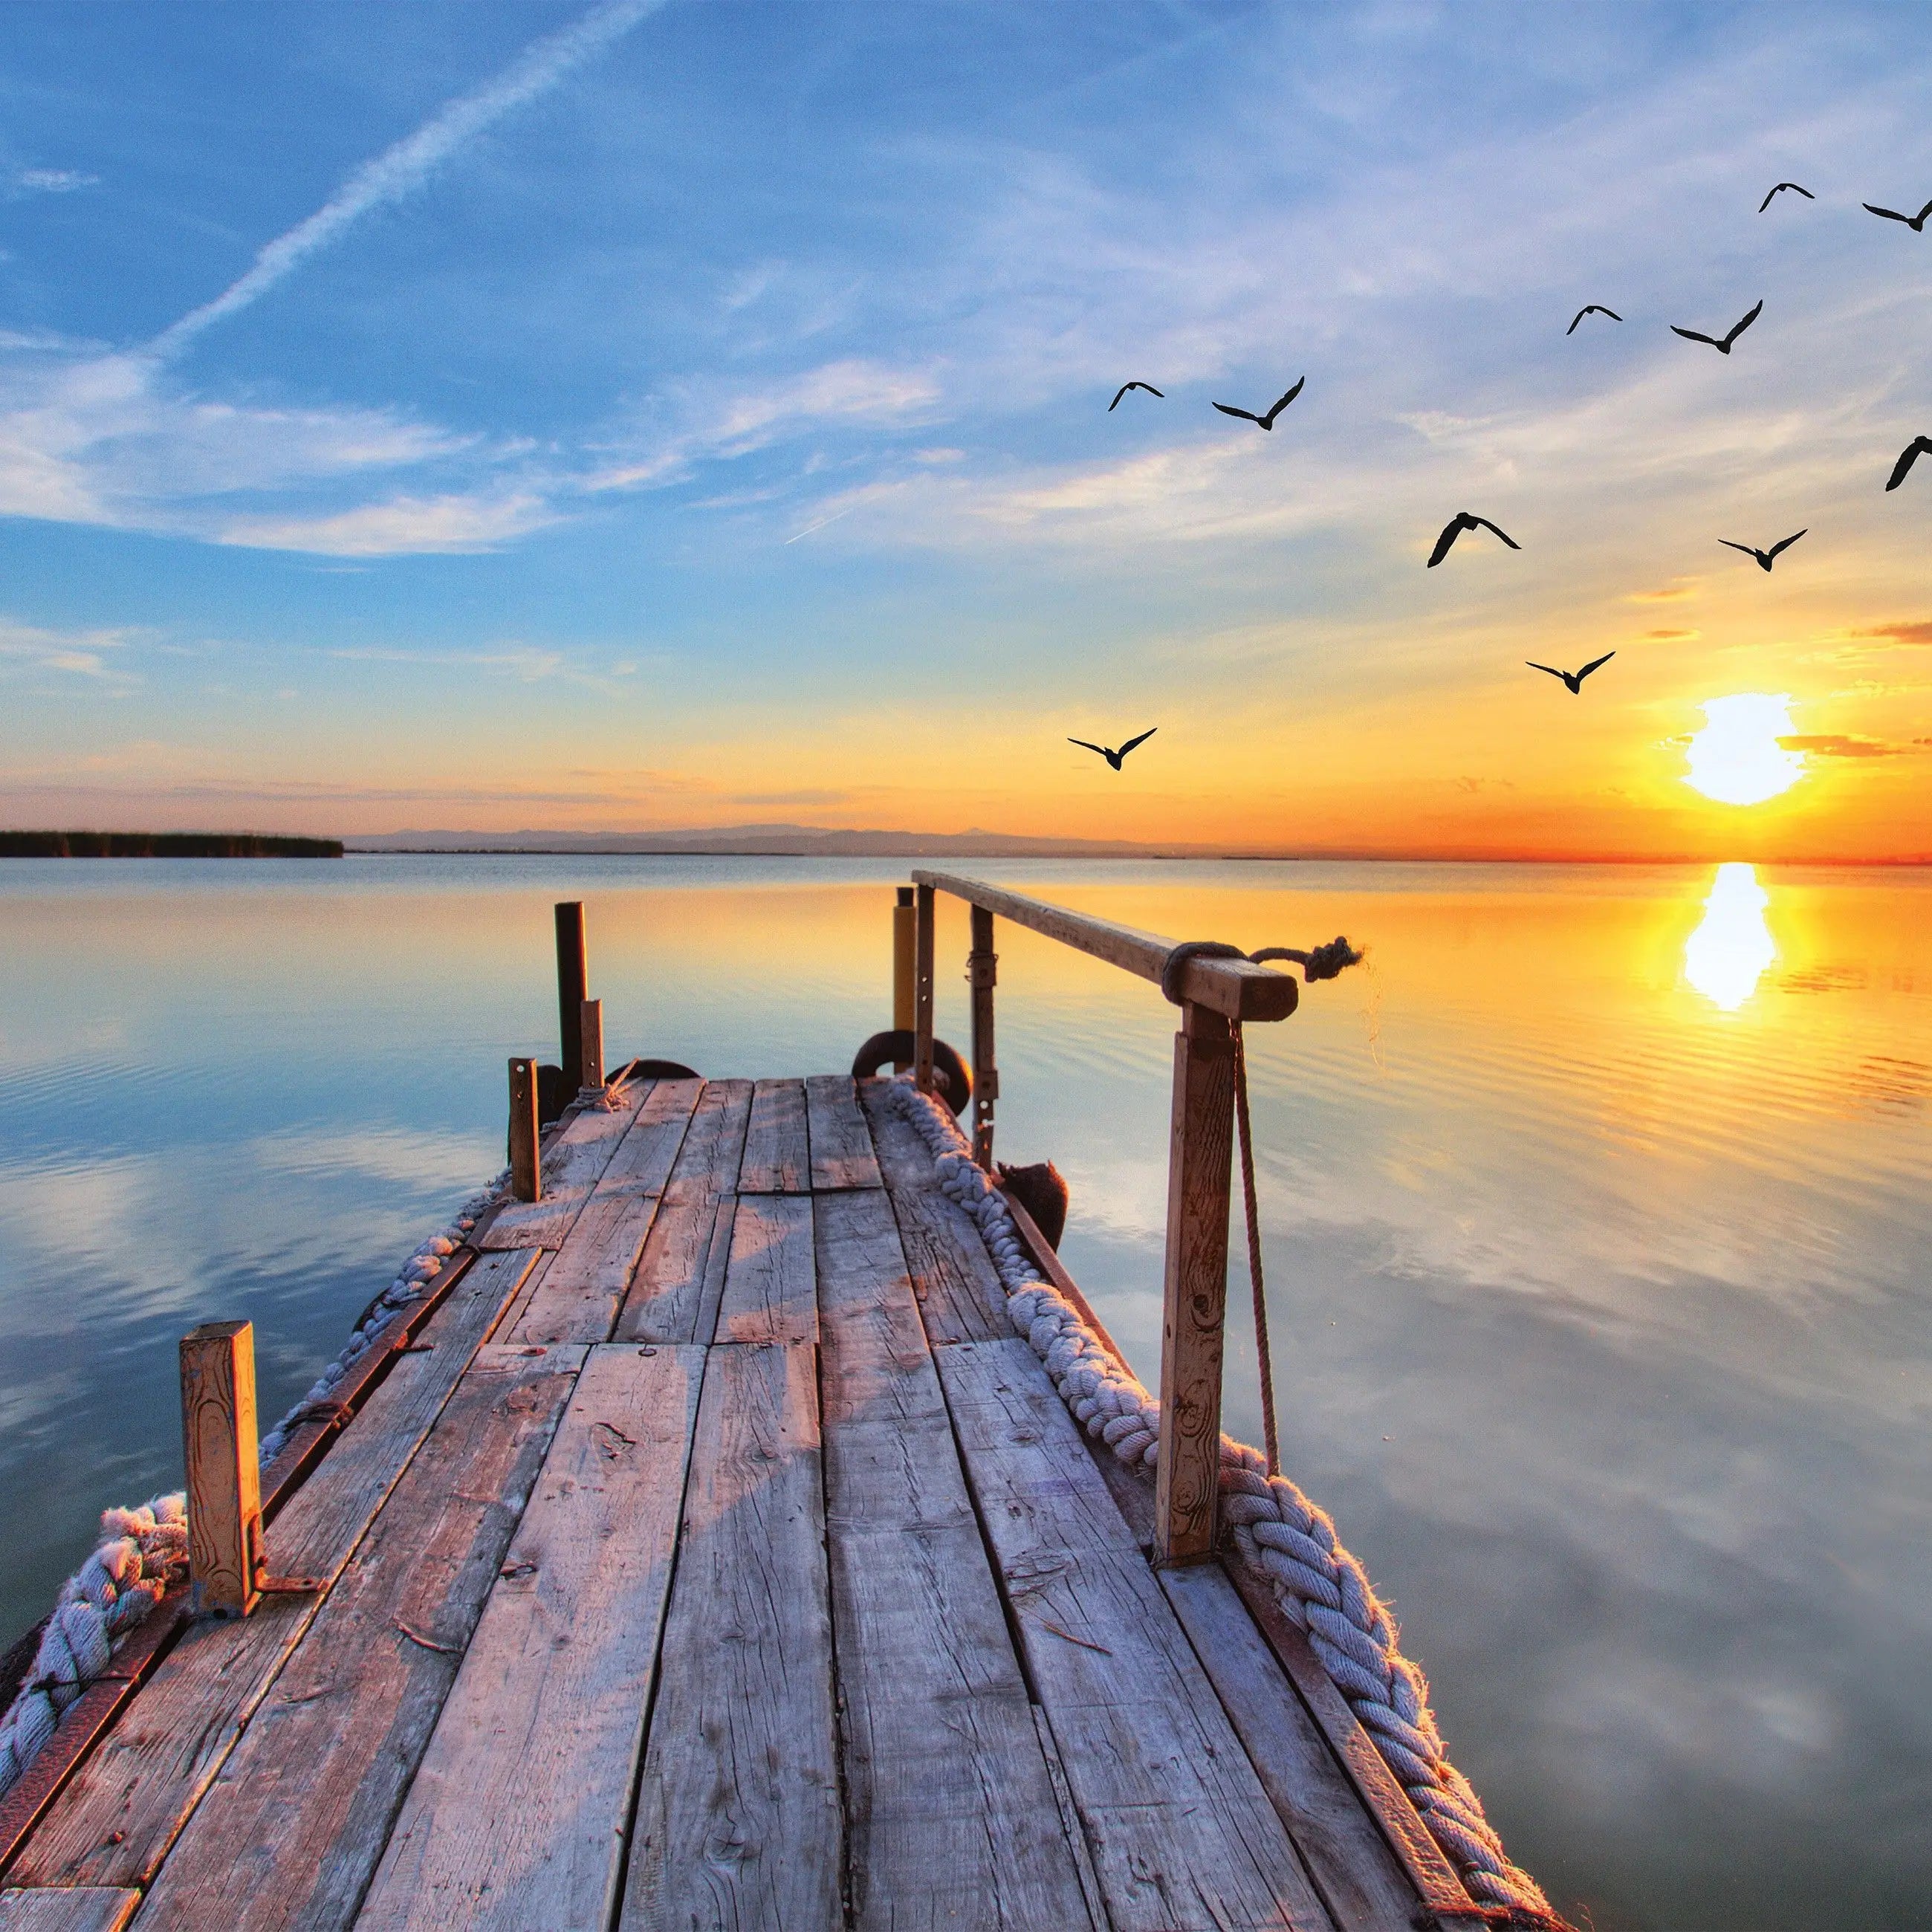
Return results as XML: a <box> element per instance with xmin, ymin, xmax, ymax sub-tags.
<box><xmin>1683</xmin><ymin>694</ymin><xmax>1806</xmax><ymax>805</ymax></box>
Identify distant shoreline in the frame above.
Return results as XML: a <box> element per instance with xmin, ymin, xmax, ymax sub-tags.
<box><xmin>0</xmin><ymin>832</ymin><xmax>343</xmax><ymax>859</ymax></box>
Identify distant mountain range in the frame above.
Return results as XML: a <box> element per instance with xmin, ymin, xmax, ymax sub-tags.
<box><xmin>346</xmin><ymin>823</ymin><xmax>1217</xmax><ymax>858</ymax></box>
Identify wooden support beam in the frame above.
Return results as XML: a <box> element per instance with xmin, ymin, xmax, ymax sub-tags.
<box><xmin>913</xmin><ymin>882</ymin><xmax>936</xmax><ymax>1096</ymax></box>
<box><xmin>578</xmin><ymin>997</ymin><xmax>604</xmax><ymax>1092</ymax></box>
<box><xmin>180</xmin><ymin>1322</ymin><xmax>261</xmax><ymax>1618</ymax></box>
<box><xmin>554</xmin><ymin>900</ymin><xmax>586</xmax><ymax>1088</ymax></box>
<box><xmin>911</xmin><ymin>870</ymin><xmax>1297</xmax><ymax>1023</ymax></box>
<box><xmin>1153</xmin><ymin>1001</ymin><xmax>1236</xmax><ymax>1566</ymax></box>
<box><xmin>892</xmin><ymin>885</ymin><xmax>915</xmax><ymax>1072</ymax></box>
<box><xmin>508</xmin><ymin>1057</ymin><xmax>540</xmax><ymax>1202</ymax></box>
<box><xmin>967</xmin><ymin>905</ymin><xmax>997</xmax><ymax>1169</ymax></box>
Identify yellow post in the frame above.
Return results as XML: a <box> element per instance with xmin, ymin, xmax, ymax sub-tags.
<box><xmin>892</xmin><ymin>886</ymin><xmax>915</xmax><ymax>1072</ymax></box>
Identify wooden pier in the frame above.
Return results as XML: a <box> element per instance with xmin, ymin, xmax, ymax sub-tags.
<box><xmin>0</xmin><ymin>880</ymin><xmax>1512</xmax><ymax>1932</ymax></box>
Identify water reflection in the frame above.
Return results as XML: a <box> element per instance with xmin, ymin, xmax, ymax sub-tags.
<box><xmin>0</xmin><ymin>855</ymin><xmax>1927</xmax><ymax>1932</ymax></box>
<box><xmin>1684</xmin><ymin>863</ymin><xmax>1776</xmax><ymax>1011</ymax></box>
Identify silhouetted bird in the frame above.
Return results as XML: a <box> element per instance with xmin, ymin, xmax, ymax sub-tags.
<box><xmin>1211</xmin><ymin>378</ymin><xmax>1304</xmax><ymax>429</ymax></box>
<box><xmin>1863</xmin><ymin>197</ymin><xmax>1932</xmax><ymax>233</ymax></box>
<box><xmin>1526</xmin><ymin>652</ymin><xmax>1615</xmax><ymax>693</ymax></box>
<box><xmin>1719</xmin><ymin>530</ymin><xmax>1806</xmax><ymax>571</ymax></box>
<box><xmin>1427</xmin><ymin>512</ymin><xmax>1520</xmax><ymax>568</ymax></box>
<box><xmin>1670</xmin><ymin>299</ymin><xmax>1762</xmax><ymax>354</ymax></box>
<box><xmin>1759</xmin><ymin>182</ymin><xmax>1814</xmax><ymax>212</ymax></box>
<box><xmin>1886</xmin><ymin>436</ymin><xmax>1932</xmax><ymax>490</ymax></box>
<box><xmin>1566</xmin><ymin>305</ymin><xmax>1623</xmax><ymax>334</ymax></box>
<box><xmin>1069</xmin><ymin>727</ymin><xmax>1158</xmax><ymax>770</ymax></box>
<box><xmin>1109</xmin><ymin>381</ymin><xmax>1164</xmax><ymax>410</ymax></box>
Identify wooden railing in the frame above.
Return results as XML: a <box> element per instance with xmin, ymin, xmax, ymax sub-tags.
<box><xmin>907</xmin><ymin>872</ymin><xmax>1299</xmax><ymax>1568</ymax></box>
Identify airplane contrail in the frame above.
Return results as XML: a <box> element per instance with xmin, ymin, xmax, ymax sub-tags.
<box><xmin>151</xmin><ymin>0</ymin><xmax>666</xmax><ymax>358</ymax></box>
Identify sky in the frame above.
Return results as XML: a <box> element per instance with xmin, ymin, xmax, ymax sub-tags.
<box><xmin>1</xmin><ymin>0</ymin><xmax>1928</xmax><ymax>860</ymax></box>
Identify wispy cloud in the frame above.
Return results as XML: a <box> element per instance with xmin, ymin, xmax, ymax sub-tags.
<box><xmin>152</xmin><ymin>0</ymin><xmax>669</xmax><ymax>358</ymax></box>
<box><xmin>0</xmin><ymin>615</ymin><xmax>139</xmax><ymax>684</ymax></box>
<box><xmin>10</xmin><ymin>168</ymin><xmax>99</xmax><ymax>195</ymax></box>
<box><xmin>221</xmin><ymin>490</ymin><xmax>555</xmax><ymax>556</ymax></box>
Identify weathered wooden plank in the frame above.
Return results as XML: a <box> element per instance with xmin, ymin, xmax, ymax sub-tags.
<box><xmin>1155</xmin><ymin>1001</ymin><xmax>1237</xmax><ymax>1564</ymax></box>
<box><xmin>1223</xmin><ymin>1563</ymin><xmax>1487</xmax><ymax>1931</ymax></box>
<box><xmin>622</xmin><ymin>1341</ymin><xmax>840</xmax><ymax>1931</ymax></box>
<box><xmin>615</xmin><ymin>1191</ymin><xmax>734</xmax><ymax>1346</ymax></box>
<box><xmin>890</xmin><ymin>1183</ymin><xmax>1012</xmax><ymax>1345</ymax></box>
<box><xmin>661</xmin><ymin>1077</ymin><xmax>753</xmax><ymax>1194</ymax></box>
<box><xmin>0</xmin><ymin>1890</ymin><xmax>138</xmax><ymax>1932</ymax></box>
<box><xmin>814</xmin><ymin>1191</ymin><xmax>1095</xmax><ymax>1932</ymax></box>
<box><xmin>737</xmin><ymin>1078</ymin><xmax>808</xmax><ymax>1193</ymax></box>
<box><xmin>596</xmin><ymin>1077</ymin><xmax>703</xmax><ymax>1198</ymax></box>
<box><xmin>126</xmin><ymin>1346</ymin><xmax>586</xmax><ymax>1932</ymax></box>
<box><xmin>938</xmin><ymin>1340</ymin><xmax>1335</xmax><ymax>1932</ymax></box>
<box><xmin>479</xmin><ymin>1081</ymin><xmax>650</xmax><ymax>1250</ymax></box>
<box><xmin>714</xmin><ymin>1194</ymin><xmax>817</xmax><ymax>1345</ymax></box>
<box><xmin>501</xmin><ymin>1082</ymin><xmax>704</xmax><ymax>1343</ymax></box>
<box><xmin>354</xmin><ymin>1343</ymin><xmax>701</xmax><ymax>1932</ymax></box>
<box><xmin>10</xmin><ymin>1249</ymin><xmax>542</xmax><ymax>1890</ymax></box>
<box><xmin>1159</xmin><ymin>1565</ymin><xmax>1431</xmax><ymax>1932</ymax></box>
<box><xmin>855</xmin><ymin>1078</ymin><xmax>938</xmax><ymax>1192</ymax></box>
<box><xmin>507</xmin><ymin>1193</ymin><xmax>665</xmax><ymax>1346</ymax></box>
<box><xmin>804</xmin><ymin>1074</ymin><xmax>881</xmax><ymax>1191</ymax></box>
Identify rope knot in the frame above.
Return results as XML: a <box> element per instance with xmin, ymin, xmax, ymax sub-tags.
<box><xmin>1161</xmin><ymin>936</ymin><xmax>1364</xmax><ymax>1003</ymax></box>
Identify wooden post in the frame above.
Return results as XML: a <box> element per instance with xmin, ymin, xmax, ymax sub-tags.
<box><xmin>892</xmin><ymin>886</ymin><xmax>916</xmax><ymax>1073</ymax></box>
<box><xmin>913</xmin><ymin>882</ymin><xmax>936</xmax><ymax>1095</ymax></box>
<box><xmin>1153</xmin><ymin>1001</ymin><xmax>1238</xmax><ymax>1566</ymax></box>
<box><xmin>968</xmin><ymin>905</ymin><xmax>998</xmax><ymax>1167</ymax></box>
<box><xmin>580</xmin><ymin>996</ymin><xmax>605</xmax><ymax>1092</ymax></box>
<box><xmin>509</xmin><ymin>1056</ymin><xmax>541</xmax><ymax>1201</ymax></box>
<box><xmin>555</xmin><ymin>901</ymin><xmax>586</xmax><ymax>1090</ymax></box>
<box><xmin>181</xmin><ymin>1321</ymin><xmax>262</xmax><ymax>1618</ymax></box>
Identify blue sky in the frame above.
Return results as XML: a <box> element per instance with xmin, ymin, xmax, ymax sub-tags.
<box><xmin>1</xmin><ymin>2</ymin><xmax>1928</xmax><ymax>852</ymax></box>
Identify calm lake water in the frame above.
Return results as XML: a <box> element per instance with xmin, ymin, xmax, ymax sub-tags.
<box><xmin>1</xmin><ymin>855</ymin><xmax>1927</xmax><ymax>1930</ymax></box>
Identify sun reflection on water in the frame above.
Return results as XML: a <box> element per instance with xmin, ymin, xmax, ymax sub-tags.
<box><xmin>1684</xmin><ymin>863</ymin><xmax>1776</xmax><ymax>1011</ymax></box>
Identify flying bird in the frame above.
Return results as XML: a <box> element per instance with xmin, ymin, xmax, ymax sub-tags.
<box><xmin>1863</xmin><ymin>196</ymin><xmax>1932</xmax><ymax>233</ymax></box>
<box><xmin>1759</xmin><ymin>182</ymin><xmax>1814</xmax><ymax>212</ymax></box>
<box><xmin>1566</xmin><ymin>304</ymin><xmax>1623</xmax><ymax>334</ymax></box>
<box><xmin>1109</xmin><ymin>381</ymin><xmax>1164</xmax><ymax>410</ymax></box>
<box><xmin>1211</xmin><ymin>378</ymin><xmax>1305</xmax><ymax>429</ymax></box>
<box><xmin>1526</xmin><ymin>652</ymin><xmax>1615</xmax><ymax>694</ymax></box>
<box><xmin>1069</xmin><ymin>727</ymin><xmax>1158</xmax><ymax>770</ymax></box>
<box><xmin>1670</xmin><ymin>299</ymin><xmax>1763</xmax><ymax>354</ymax></box>
<box><xmin>1427</xmin><ymin>512</ymin><xmax>1520</xmax><ymax>568</ymax></box>
<box><xmin>1886</xmin><ymin>436</ymin><xmax>1932</xmax><ymax>490</ymax></box>
<box><xmin>1719</xmin><ymin>530</ymin><xmax>1806</xmax><ymax>571</ymax></box>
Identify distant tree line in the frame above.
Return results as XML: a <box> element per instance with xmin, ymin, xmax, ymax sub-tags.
<box><xmin>0</xmin><ymin>830</ymin><xmax>343</xmax><ymax>858</ymax></box>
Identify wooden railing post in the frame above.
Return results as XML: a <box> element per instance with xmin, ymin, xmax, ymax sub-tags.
<box><xmin>555</xmin><ymin>901</ymin><xmax>586</xmax><ymax>1089</ymax></box>
<box><xmin>913</xmin><ymin>882</ymin><xmax>936</xmax><ymax>1095</ymax></box>
<box><xmin>579</xmin><ymin>997</ymin><xmax>604</xmax><ymax>1091</ymax></box>
<box><xmin>1153</xmin><ymin>1000</ymin><xmax>1238</xmax><ymax>1565</ymax></box>
<box><xmin>509</xmin><ymin>1056</ymin><xmax>541</xmax><ymax>1201</ymax></box>
<box><xmin>968</xmin><ymin>905</ymin><xmax>998</xmax><ymax>1167</ymax></box>
<box><xmin>181</xmin><ymin>1320</ymin><xmax>262</xmax><ymax>1618</ymax></box>
<box><xmin>892</xmin><ymin>886</ymin><xmax>916</xmax><ymax>1072</ymax></box>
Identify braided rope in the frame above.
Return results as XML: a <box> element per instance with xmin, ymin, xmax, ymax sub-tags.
<box><xmin>886</xmin><ymin>1079</ymin><xmax>1556</xmax><ymax>1923</ymax></box>
<box><xmin>0</xmin><ymin>1179</ymin><xmax>503</xmax><ymax>1803</ymax></box>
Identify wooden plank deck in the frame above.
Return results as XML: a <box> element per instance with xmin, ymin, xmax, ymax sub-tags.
<box><xmin>3</xmin><ymin>1076</ymin><xmax>1478</xmax><ymax>1932</ymax></box>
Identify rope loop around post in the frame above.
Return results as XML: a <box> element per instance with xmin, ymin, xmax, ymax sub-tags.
<box><xmin>1161</xmin><ymin>936</ymin><xmax>1364</xmax><ymax>1005</ymax></box>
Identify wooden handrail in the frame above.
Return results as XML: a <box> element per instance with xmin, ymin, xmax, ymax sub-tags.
<box><xmin>907</xmin><ymin>871</ymin><xmax>1303</xmax><ymax>1567</ymax></box>
<box><xmin>910</xmin><ymin>871</ymin><xmax>1297</xmax><ymax>1022</ymax></box>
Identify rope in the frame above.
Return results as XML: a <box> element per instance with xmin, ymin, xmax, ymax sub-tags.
<box><xmin>1231</xmin><ymin>1025</ymin><xmax>1279</xmax><ymax>1478</ymax></box>
<box><xmin>884</xmin><ymin>1077</ymin><xmax>1561</xmax><ymax>1926</ymax></box>
<box><xmin>1160</xmin><ymin>935</ymin><xmax>1364</xmax><ymax>1006</ymax></box>
<box><xmin>0</xmin><ymin>1179</ymin><xmax>504</xmax><ymax>1803</ymax></box>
